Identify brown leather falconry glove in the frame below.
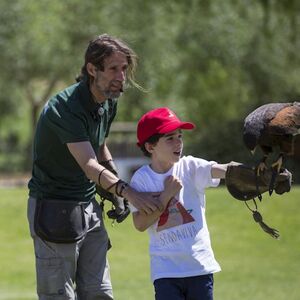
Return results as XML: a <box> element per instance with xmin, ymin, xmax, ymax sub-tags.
<box><xmin>225</xmin><ymin>163</ymin><xmax>292</xmax><ymax>201</ymax></box>
<box><xmin>225</xmin><ymin>163</ymin><xmax>292</xmax><ymax>239</ymax></box>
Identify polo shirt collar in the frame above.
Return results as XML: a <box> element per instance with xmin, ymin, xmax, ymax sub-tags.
<box><xmin>78</xmin><ymin>80</ymin><xmax>106</xmax><ymax>113</ymax></box>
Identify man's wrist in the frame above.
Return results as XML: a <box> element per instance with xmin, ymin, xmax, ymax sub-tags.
<box><xmin>159</xmin><ymin>190</ymin><xmax>174</xmax><ymax>207</ymax></box>
<box><xmin>115</xmin><ymin>180</ymin><xmax>129</xmax><ymax>197</ymax></box>
<box><xmin>121</xmin><ymin>183</ymin><xmax>131</xmax><ymax>199</ymax></box>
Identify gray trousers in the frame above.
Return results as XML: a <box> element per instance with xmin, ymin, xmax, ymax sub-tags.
<box><xmin>27</xmin><ymin>197</ymin><xmax>113</xmax><ymax>300</ymax></box>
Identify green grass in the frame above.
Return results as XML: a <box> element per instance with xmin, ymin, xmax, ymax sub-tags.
<box><xmin>0</xmin><ymin>186</ymin><xmax>299</xmax><ymax>300</ymax></box>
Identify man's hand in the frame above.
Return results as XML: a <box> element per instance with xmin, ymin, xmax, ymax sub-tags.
<box><xmin>96</xmin><ymin>159</ymin><xmax>130</xmax><ymax>223</ymax></box>
<box><xmin>96</xmin><ymin>184</ymin><xmax>130</xmax><ymax>223</ymax></box>
<box><xmin>106</xmin><ymin>198</ymin><xmax>130</xmax><ymax>223</ymax></box>
<box><xmin>123</xmin><ymin>187</ymin><xmax>163</xmax><ymax>215</ymax></box>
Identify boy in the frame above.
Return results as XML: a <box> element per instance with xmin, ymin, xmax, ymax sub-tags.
<box><xmin>130</xmin><ymin>107</ymin><xmax>233</xmax><ymax>300</ymax></box>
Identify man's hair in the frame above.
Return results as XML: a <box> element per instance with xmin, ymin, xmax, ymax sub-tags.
<box><xmin>76</xmin><ymin>34</ymin><xmax>138</xmax><ymax>87</ymax></box>
<box><xmin>140</xmin><ymin>133</ymin><xmax>164</xmax><ymax>157</ymax></box>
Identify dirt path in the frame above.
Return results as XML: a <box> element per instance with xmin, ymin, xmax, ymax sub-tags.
<box><xmin>0</xmin><ymin>174</ymin><xmax>30</xmax><ymax>188</ymax></box>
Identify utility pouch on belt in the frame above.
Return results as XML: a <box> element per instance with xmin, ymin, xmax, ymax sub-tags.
<box><xmin>34</xmin><ymin>198</ymin><xmax>88</xmax><ymax>243</ymax></box>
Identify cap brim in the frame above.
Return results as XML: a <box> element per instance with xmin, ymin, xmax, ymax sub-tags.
<box><xmin>159</xmin><ymin>121</ymin><xmax>195</xmax><ymax>134</ymax></box>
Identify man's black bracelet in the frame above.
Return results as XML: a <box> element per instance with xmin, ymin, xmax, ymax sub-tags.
<box><xmin>116</xmin><ymin>180</ymin><xmax>129</xmax><ymax>197</ymax></box>
<box><xmin>99</xmin><ymin>159</ymin><xmax>113</xmax><ymax>164</ymax></box>
<box><xmin>98</xmin><ymin>168</ymin><xmax>108</xmax><ymax>186</ymax></box>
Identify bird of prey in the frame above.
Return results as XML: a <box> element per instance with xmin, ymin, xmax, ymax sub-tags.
<box><xmin>243</xmin><ymin>101</ymin><xmax>300</xmax><ymax>194</ymax></box>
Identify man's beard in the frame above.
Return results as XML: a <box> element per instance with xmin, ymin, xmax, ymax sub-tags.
<box><xmin>98</xmin><ymin>81</ymin><xmax>125</xmax><ymax>99</ymax></box>
<box><xmin>103</xmin><ymin>88</ymin><xmax>123</xmax><ymax>99</ymax></box>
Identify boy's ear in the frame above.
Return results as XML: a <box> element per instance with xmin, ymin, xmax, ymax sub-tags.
<box><xmin>145</xmin><ymin>142</ymin><xmax>154</xmax><ymax>154</ymax></box>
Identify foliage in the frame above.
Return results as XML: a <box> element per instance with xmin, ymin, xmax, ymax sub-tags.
<box><xmin>0</xmin><ymin>0</ymin><xmax>299</xmax><ymax>178</ymax></box>
<box><xmin>0</xmin><ymin>186</ymin><xmax>299</xmax><ymax>299</ymax></box>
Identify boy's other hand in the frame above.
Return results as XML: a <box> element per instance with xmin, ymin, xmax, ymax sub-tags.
<box><xmin>163</xmin><ymin>175</ymin><xmax>182</xmax><ymax>200</ymax></box>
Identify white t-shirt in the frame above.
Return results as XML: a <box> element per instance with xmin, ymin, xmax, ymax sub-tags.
<box><xmin>130</xmin><ymin>155</ymin><xmax>221</xmax><ymax>282</ymax></box>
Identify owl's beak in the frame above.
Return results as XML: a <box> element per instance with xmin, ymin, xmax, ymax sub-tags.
<box><xmin>251</xmin><ymin>147</ymin><xmax>257</xmax><ymax>155</ymax></box>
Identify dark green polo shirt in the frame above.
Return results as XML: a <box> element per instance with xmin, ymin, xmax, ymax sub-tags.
<box><xmin>28</xmin><ymin>80</ymin><xmax>117</xmax><ymax>201</ymax></box>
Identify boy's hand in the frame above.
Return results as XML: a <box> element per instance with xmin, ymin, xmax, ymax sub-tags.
<box><xmin>164</xmin><ymin>175</ymin><xmax>182</xmax><ymax>193</ymax></box>
<box><xmin>161</xmin><ymin>176</ymin><xmax>182</xmax><ymax>205</ymax></box>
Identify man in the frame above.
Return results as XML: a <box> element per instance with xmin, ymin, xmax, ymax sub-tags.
<box><xmin>27</xmin><ymin>34</ymin><xmax>161</xmax><ymax>300</ymax></box>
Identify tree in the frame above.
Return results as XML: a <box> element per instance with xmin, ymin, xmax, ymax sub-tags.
<box><xmin>0</xmin><ymin>0</ymin><xmax>299</xmax><ymax>178</ymax></box>
<box><xmin>0</xmin><ymin>0</ymin><xmax>115</xmax><ymax>168</ymax></box>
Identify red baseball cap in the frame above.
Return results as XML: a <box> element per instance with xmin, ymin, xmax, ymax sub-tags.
<box><xmin>137</xmin><ymin>107</ymin><xmax>195</xmax><ymax>146</ymax></box>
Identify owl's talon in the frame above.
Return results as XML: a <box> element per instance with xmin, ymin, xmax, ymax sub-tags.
<box><xmin>256</xmin><ymin>162</ymin><xmax>267</xmax><ymax>176</ymax></box>
<box><xmin>271</xmin><ymin>155</ymin><xmax>283</xmax><ymax>173</ymax></box>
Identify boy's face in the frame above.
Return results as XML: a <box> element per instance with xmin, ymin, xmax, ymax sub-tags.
<box><xmin>146</xmin><ymin>129</ymin><xmax>183</xmax><ymax>172</ymax></box>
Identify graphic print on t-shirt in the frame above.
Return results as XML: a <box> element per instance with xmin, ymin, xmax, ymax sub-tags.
<box><xmin>157</xmin><ymin>198</ymin><xmax>194</xmax><ymax>232</ymax></box>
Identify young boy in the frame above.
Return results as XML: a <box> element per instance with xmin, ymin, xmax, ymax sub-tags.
<box><xmin>129</xmin><ymin>107</ymin><xmax>233</xmax><ymax>300</ymax></box>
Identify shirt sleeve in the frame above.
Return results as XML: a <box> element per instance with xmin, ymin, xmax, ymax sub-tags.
<box><xmin>43</xmin><ymin>102</ymin><xmax>89</xmax><ymax>144</ymax></box>
<box><xmin>184</xmin><ymin>156</ymin><xmax>220</xmax><ymax>191</ymax></box>
<box><xmin>129</xmin><ymin>170</ymin><xmax>147</xmax><ymax>213</ymax></box>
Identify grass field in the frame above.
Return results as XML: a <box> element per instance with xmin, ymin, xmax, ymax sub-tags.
<box><xmin>0</xmin><ymin>186</ymin><xmax>299</xmax><ymax>300</ymax></box>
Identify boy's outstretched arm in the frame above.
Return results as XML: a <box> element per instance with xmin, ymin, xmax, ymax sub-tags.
<box><xmin>132</xmin><ymin>176</ymin><xmax>182</xmax><ymax>232</ymax></box>
<box><xmin>211</xmin><ymin>162</ymin><xmax>240</xmax><ymax>179</ymax></box>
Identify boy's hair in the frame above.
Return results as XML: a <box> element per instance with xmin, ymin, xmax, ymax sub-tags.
<box><xmin>140</xmin><ymin>133</ymin><xmax>164</xmax><ymax>157</ymax></box>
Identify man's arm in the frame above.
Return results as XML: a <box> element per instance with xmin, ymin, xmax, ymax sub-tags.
<box><xmin>67</xmin><ymin>141</ymin><xmax>117</xmax><ymax>186</ymax></box>
<box><xmin>132</xmin><ymin>176</ymin><xmax>182</xmax><ymax>232</ymax></box>
<box><xmin>67</xmin><ymin>141</ymin><xmax>163</xmax><ymax>214</ymax></box>
<box><xmin>97</xmin><ymin>141</ymin><xmax>113</xmax><ymax>162</ymax></box>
